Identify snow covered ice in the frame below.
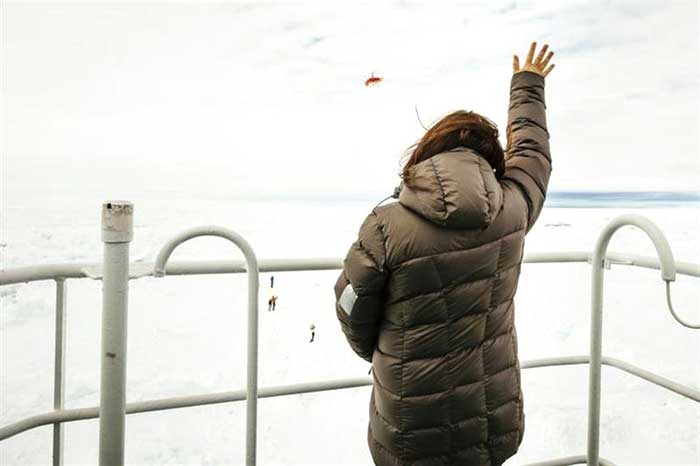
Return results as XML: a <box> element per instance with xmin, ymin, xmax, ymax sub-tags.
<box><xmin>1</xmin><ymin>197</ymin><xmax>698</xmax><ymax>465</ymax></box>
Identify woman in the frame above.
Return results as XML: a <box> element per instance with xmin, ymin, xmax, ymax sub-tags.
<box><xmin>334</xmin><ymin>42</ymin><xmax>555</xmax><ymax>466</ymax></box>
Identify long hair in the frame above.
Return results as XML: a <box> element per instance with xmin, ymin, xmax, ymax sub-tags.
<box><xmin>402</xmin><ymin>110</ymin><xmax>505</xmax><ymax>187</ymax></box>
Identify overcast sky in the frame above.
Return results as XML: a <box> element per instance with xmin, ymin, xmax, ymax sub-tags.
<box><xmin>2</xmin><ymin>0</ymin><xmax>698</xmax><ymax>201</ymax></box>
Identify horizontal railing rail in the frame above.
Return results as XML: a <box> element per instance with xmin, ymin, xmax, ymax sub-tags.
<box><xmin>1</xmin><ymin>210</ymin><xmax>698</xmax><ymax>466</ymax></box>
<box><xmin>2</xmin><ymin>354</ymin><xmax>698</xmax><ymax>442</ymax></box>
<box><xmin>2</xmin><ymin>251</ymin><xmax>699</xmax><ymax>285</ymax></box>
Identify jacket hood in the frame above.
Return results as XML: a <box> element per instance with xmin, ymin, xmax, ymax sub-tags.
<box><xmin>398</xmin><ymin>147</ymin><xmax>504</xmax><ymax>229</ymax></box>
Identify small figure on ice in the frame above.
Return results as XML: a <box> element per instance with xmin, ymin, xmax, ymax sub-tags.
<box><xmin>309</xmin><ymin>324</ymin><xmax>315</xmax><ymax>343</ymax></box>
<box><xmin>268</xmin><ymin>297</ymin><xmax>273</xmax><ymax>312</ymax></box>
<box><xmin>270</xmin><ymin>275</ymin><xmax>275</xmax><ymax>288</ymax></box>
<box><xmin>271</xmin><ymin>295</ymin><xmax>277</xmax><ymax>310</ymax></box>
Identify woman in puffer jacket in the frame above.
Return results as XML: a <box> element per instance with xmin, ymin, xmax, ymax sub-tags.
<box><xmin>334</xmin><ymin>42</ymin><xmax>555</xmax><ymax>466</ymax></box>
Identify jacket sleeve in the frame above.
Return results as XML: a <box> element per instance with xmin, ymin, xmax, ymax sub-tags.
<box><xmin>334</xmin><ymin>212</ymin><xmax>388</xmax><ymax>362</ymax></box>
<box><xmin>502</xmin><ymin>70</ymin><xmax>552</xmax><ymax>232</ymax></box>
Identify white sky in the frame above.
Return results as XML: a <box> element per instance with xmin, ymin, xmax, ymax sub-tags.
<box><xmin>1</xmin><ymin>0</ymin><xmax>699</xmax><ymax>201</ymax></box>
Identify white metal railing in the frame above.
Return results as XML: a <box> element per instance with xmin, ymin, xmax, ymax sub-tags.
<box><xmin>0</xmin><ymin>202</ymin><xmax>698</xmax><ymax>466</ymax></box>
<box><xmin>153</xmin><ymin>225</ymin><xmax>260</xmax><ymax>465</ymax></box>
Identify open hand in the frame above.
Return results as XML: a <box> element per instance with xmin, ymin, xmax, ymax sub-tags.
<box><xmin>513</xmin><ymin>42</ymin><xmax>555</xmax><ymax>78</ymax></box>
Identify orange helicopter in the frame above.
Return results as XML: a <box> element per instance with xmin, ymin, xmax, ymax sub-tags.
<box><xmin>364</xmin><ymin>72</ymin><xmax>383</xmax><ymax>86</ymax></box>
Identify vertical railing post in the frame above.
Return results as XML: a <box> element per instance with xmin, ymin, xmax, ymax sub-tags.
<box><xmin>153</xmin><ymin>226</ymin><xmax>259</xmax><ymax>465</ymax></box>
<box><xmin>98</xmin><ymin>201</ymin><xmax>133</xmax><ymax>466</ymax></box>
<box><xmin>587</xmin><ymin>215</ymin><xmax>677</xmax><ymax>466</ymax></box>
<box><xmin>588</xmin><ymin>243</ymin><xmax>605</xmax><ymax>465</ymax></box>
<box><xmin>245</xmin><ymin>253</ymin><xmax>259</xmax><ymax>466</ymax></box>
<box><xmin>52</xmin><ymin>278</ymin><xmax>67</xmax><ymax>466</ymax></box>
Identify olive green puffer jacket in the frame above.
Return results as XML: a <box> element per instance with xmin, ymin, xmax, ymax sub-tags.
<box><xmin>334</xmin><ymin>71</ymin><xmax>551</xmax><ymax>466</ymax></box>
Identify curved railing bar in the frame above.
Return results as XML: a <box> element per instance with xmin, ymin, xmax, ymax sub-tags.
<box><xmin>3</xmin><ymin>354</ymin><xmax>697</xmax><ymax>442</ymax></box>
<box><xmin>1</xmin><ymin>251</ymin><xmax>699</xmax><ymax>286</ymax></box>
<box><xmin>153</xmin><ymin>226</ymin><xmax>260</xmax><ymax>466</ymax></box>
<box><xmin>586</xmin><ymin>214</ymin><xmax>693</xmax><ymax>466</ymax></box>
<box><xmin>665</xmin><ymin>282</ymin><xmax>700</xmax><ymax>329</ymax></box>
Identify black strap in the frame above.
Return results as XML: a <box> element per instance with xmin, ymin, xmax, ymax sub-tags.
<box><xmin>371</xmin><ymin>185</ymin><xmax>403</xmax><ymax>212</ymax></box>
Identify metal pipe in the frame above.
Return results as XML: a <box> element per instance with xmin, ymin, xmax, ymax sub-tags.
<box><xmin>520</xmin><ymin>356</ymin><xmax>589</xmax><ymax>369</ymax></box>
<box><xmin>160</xmin><ymin>257</ymin><xmax>343</xmax><ymax>276</ymax></box>
<box><xmin>0</xmin><ymin>376</ymin><xmax>373</xmax><ymax>440</ymax></box>
<box><xmin>153</xmin><ymin>226</ymin><xmax>259</xmax><ymax>466</ymax></box>
<box><xmin>52</xmin><ymin>279</ymin><xmax>67</xmax><ymax>466</ymax></box>
<box><xmin>4</xmin><ymin>353</ymin><xmax>698</xmax><ymax>442</ymax></box>
<box><xmin>587</xmin><ymin>215</ymin><xmax>678</xmax><ymax>466</ymax></box>
<box><xmin>2</xmin><ymin>252</ymin><xmax>698</xmax><ymax>286</ymax></box>
<box><xmin>0</xmin><ymin>264</ymin><xmax>90</xmax><ymax>285</ymax></box>
<box><xmin>98</xmin><ymin>201</ymin><xmax>133</xmax><ymax>466</ymax></box>
<box><xmin>665</xmin><ymin>281</ymin><xmax>700</xmax><ymax>329</ymax></box>
<box><xmin>602</xmin><ymin>356</ymin><xmax>699</xmax><ymax>402</ymax></box>
<box><xmin>523</xmin><ymin>454</ymin><xmax>616</xmax><ymax>466</ymax></box>
<box><xmin>520</xmin><ymin>355</ymin><xmax>700</xmax><ymax>402</ymax></box>
<box><xmin>605</xmin><ymin>252</ymin><xmax>698</xmax><ymax>277</ymax></box>
<box><xmin>127</xmin><ymin>376</ymin><xmax>373</xmax><ymax>415</ymax></box>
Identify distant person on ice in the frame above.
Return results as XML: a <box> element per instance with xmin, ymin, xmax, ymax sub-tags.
<box><xmin>267</xmin><ymin>297</ymin><xmax>273</xmax><ymax>312</ymax></box>
<box><xmin>270</xmin><ymin>275</ymin><xmax>275</xmax><ymax>288</ymax></box>
<box><xmin>333</xmin><ymin>42</ymin><xmax>555</xmax><ymax>466</ymax></box>
<box><xmin>271</xmin><ymin>295</ymin><xmax>277</xmax><ymax>310</ymax></box>
<box><xmin>309</xmin><ymin>324</ymin><xmax>315</xmax><ymax>343</ymax></box>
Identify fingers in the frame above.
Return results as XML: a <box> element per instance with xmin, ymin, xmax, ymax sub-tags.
<box><xmin>540</xmin><ymin>50</ymin><xmax>554</xmax><ymax>70</ymax></box>
<box><xmin>543</xmin><ymin>63</ymin><xmax>555</xmax><ymax>77</ymax></box>
<box><xmin>525</xmin><ymin>41</ymin><xmax>536</xmax><ymax>65</ymax></box>
<box><xmin>517</xmin><ymin>42</ymin><xmax>556</xmax><ymax>77</ymax></box>
<box><xmin>535</xmin><ymin>44</ymin><xmax>548</xmax><ymax>65</ymax></box>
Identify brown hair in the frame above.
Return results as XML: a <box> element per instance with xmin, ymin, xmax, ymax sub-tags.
<box><xmin>402</xmin><ymin>110</ymin><xmax>505</xmax><ymax>187</ymax></box>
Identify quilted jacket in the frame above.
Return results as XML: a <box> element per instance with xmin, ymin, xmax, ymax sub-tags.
<box><xmin>334</xmin><ymin>71</ymin><xmax>551</xmax><ymax>466</ymax></box>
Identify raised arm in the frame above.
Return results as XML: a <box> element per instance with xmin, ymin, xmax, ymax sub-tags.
<box><xmin>502</xmin><ymin>42</ymin><xmax>555</xmax><ymax>231</ymax></box>
<box><xmin>334</xmin><ymin>212</ymin><xmax>388</xmax><ymax>362</ymax></box>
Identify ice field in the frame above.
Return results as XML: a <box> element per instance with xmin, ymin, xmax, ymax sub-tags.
<box><xmin>1</xmin><ymin>197</ymin><xmax>699</xmax><ymax>465</ymax></box>
<box><xmin>2</xmin><ymin>2</ymin><xmax>699</xmax><ymax>464</ymax></box>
